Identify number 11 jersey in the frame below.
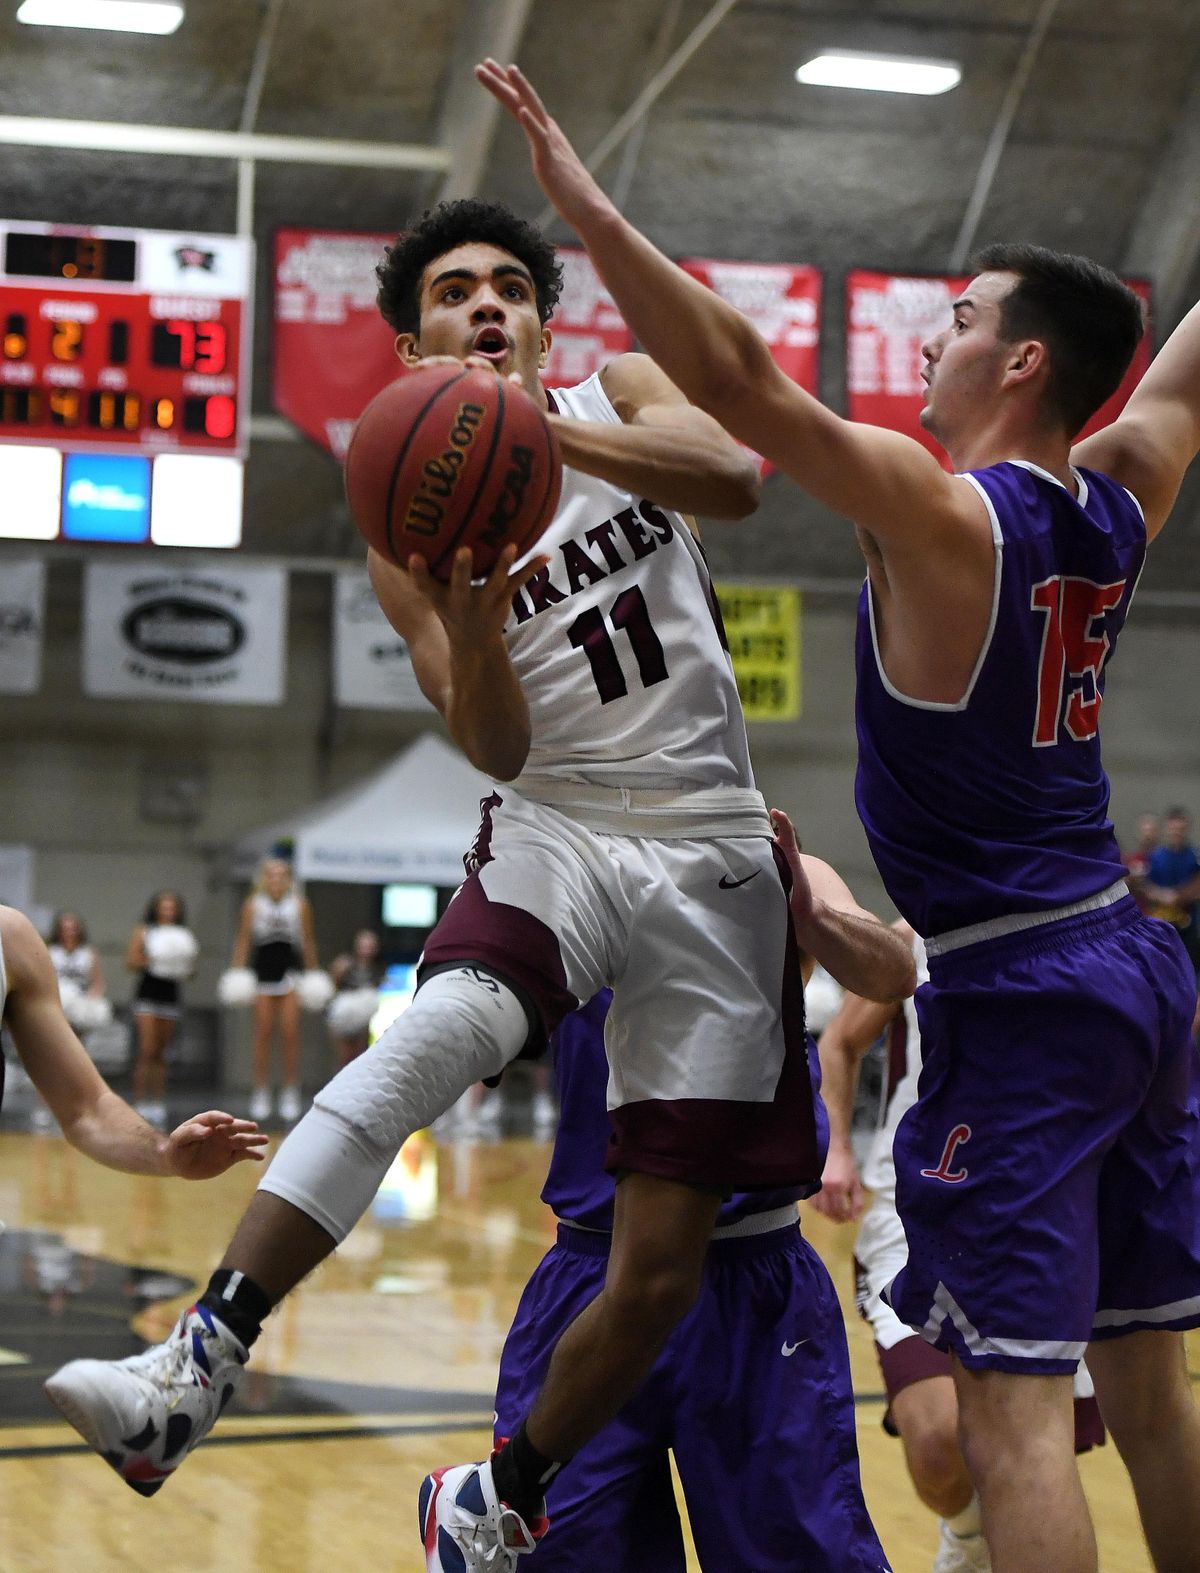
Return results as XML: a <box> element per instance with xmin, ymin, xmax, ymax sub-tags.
<box><xmin>506</xmin><ymin>370</ymin><xmax>754</xmax><ymax>795</ymax></box>
<box><xmin>855</xmin><ymin>458</ymin><xmax>1147</xmax><ymax>938</ymax></box>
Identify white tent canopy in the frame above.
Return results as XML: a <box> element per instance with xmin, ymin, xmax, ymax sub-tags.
<box><xmin>232</xmin><ymin>733</ymin><xmax>491</xmax><ymax>886</ymax></box>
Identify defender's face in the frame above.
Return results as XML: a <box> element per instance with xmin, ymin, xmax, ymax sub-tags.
<box><xmin>400</xmin><ymin>241</ymin><xmax>551</xmax><ymax>399</ymax></box>
<box><xmin>919</xmin><ymin>272</ymin><xmax>1016</xmax><ymax>444</ymax></box>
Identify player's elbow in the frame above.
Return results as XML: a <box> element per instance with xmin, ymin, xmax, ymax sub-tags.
<box><xmin>712</xmin><ymin>453</ymin><xmax>762</xmax><ymax>520</ymax></box>
<box><xmin>868</xmin><ymin>949</ymin><xmax>918</xmax><ymax>1004</ymax></box>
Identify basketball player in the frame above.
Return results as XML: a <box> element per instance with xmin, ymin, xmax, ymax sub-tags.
<box><xmin>0</xmin><ymin>902</ymin><xmax>266</xmax><ymax>1176</ymax></box>
<box><xmin>46</xmin><ymin>198</ymin><xmax>858</xmax><ymax>1571</ymax></box>
<box><xmin>814</xmin><ymin>926</ymin><xmax>1104</xmax><ymax>1573</ymax></box>
<box><xmin>494</xmin><ymin>812</ymin><xmax>909</xmax><ymax>1572</ymax></box>
<box><xmin>477</xmin><ymin>60</ymin><xmax>1200</xmax><ymax>1573</ymax></box>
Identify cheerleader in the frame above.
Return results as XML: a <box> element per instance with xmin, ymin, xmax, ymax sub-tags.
<box><xmin>231</xmin><ymin>859</ymin><xmax>317</xmax><ymax>1124</ymax></box>
<box><xmin>326</xmin><ymin>928</ymin><xmax>382</xmax><ymax>1070</ymax></box>
<box><xmin>126</xmin><ymin>892</ymin><xmax>198</xmax><ymax>1129</ymax></box>
<box><xmin>47</xmin><ymin>911</ymin><xmax>106</xmax><ymax>1005</ymax></box>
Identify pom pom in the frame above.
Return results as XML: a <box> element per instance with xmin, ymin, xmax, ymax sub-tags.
<box><xmin>145</xmin><ymin>924</ymin><xmax>199</xmax><ymax>981</ymax></box>
<box><xmin>64</xmin><ymin>993</ymin><xmax>113</xmax><ymax>1032</ymax></box>
<box><xmin>327</xmin><ymin>987</ymin><xmax>379</xmax><ymax>1036</ymax></box>
<box><xmin>217</xmin><ymin>966</ymin><xmax>257</xmax><ymax>1007</ymax></box>
<box><xmin>296</xmin><ymin>969</ymin><xmax>335</xmax><ymax>1013</ymax></box>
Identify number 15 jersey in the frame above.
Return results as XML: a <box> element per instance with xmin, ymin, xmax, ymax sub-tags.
<box><xmin>855</xmin><ymin>459</ymin><xmax>1146</xmax><ymax>938</ymax></box>
<box><xmin>507</xmin><ymin>370</ymin><xmax>754</xmax><ymax>795</ymax></box>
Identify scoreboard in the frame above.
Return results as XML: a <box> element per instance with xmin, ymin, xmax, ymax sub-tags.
<box><xmin>1</xmin><ymin>222</ymin><xmax>251</xmax><ymax>454</ymax></box>
<box><xmin>0</xmin><ymin>222</ymin><xmax>252</xmax><ymax>547</ymax></box>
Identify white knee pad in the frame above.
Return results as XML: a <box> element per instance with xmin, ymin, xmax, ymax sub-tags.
<box><xmin>257</xmin><ymin>965</ymin><xmax>534</xmax><ymax>1241</ymax></box>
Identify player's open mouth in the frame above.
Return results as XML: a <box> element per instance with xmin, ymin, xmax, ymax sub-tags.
<box><xmin>471</xmin><ymin>328</ymin><xmax>511</xmax><ymax>363</ymax></box>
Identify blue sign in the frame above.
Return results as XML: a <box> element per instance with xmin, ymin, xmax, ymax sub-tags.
<box><xmin>62</xmin><ymin>454</ymin><xmax>151</xmax><ymax>543</ymax></box>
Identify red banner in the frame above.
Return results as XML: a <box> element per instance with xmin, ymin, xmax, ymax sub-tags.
<box><xmin>846</xmin><ymin>269</ymin><xmax>1152</xmax><ymax>466</ymax></box>
<box><xmin>681</xmin><ymin>259</ymin><xmax>822</xmax><ymax>476</ymax></box>
<box><xmin>273</xmin><ymin>229</ymin><xmax>398</xmax><ymax>461</ymax></box>
<box><xmin>542</xmin><ymin>248</ymin><xmax>633</xmax><ymax>387</ymax></box>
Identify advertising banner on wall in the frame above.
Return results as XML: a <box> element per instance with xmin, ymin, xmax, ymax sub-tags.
<box><xmin>846</xmin><ymin>270</ymin><xmax>1152</xmax><ymax>463</ymax></box>
<box><xmin>82</xmin><ymin>561</ymin><xmax>287</xmax><ymax>704</ymax></box>
<box><xmin>713</xmin><ymin>583</ymin><xmax>801</xmax><ymax>721</ymax></box>
<box><xmin>333</xmin><ymin>568</ymin><xmax>432</xmax><ymax>711</ymax></box>
<box><xmin>273</xmin><ymin>228</ymin><xmax>398</xmax><ymax>461</ymax></box>
<box><xmin>0</xmin><ymin>557</ymin><xmax>45</xmax><ymax>695</ymax></box>
<box><xmin>681</xmin><ymin>260</ymin><xmax>822</xmax><ymax>476</ymax></box>
<box><xmin>542</xmin><ymin>248</ymin><xmax>634</xmax><ymax>388</ymax></box>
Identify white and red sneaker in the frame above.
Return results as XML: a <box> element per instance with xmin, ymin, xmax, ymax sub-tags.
<box><xmin>419</xmin><ymin>1456</ymin><xmax>548</xmax><ymax>1571</ymax></box>
<box><xmin>44</xmin><ymin>1303</ymin><xmax>246</xmax><ymax>1495</ymax></box>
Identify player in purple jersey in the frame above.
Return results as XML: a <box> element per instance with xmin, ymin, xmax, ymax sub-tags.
<box><xmin>481</xmin><ymin>60</ymin><xmax>1200</xmax><ymax>1573</ymax></box>
<box><xmin>494</xmin><ymin>815</ymin><xmax>913</xmax><ymax>1572</ymax></box>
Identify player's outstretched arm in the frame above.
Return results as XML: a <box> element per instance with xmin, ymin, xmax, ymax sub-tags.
<box><xmin>2</xmin><ymin>908</ymin><xmax>267</xmax><ymax>1177</ymax></box>
<box><xmin>810</xmin><ymin>986</ymin><xmax>902</xmax><ymax>1223</ymax></box>
<box><xmin>368</xmin><ymin>544</ymin><xmax>548</xmax><ymax>781</ymax></box>
<box><xmin>1073</xmin><ymin>298</ymin><xmax>1200</xmax><ymax>538</ymax></box>
<box><xmin>477</xmin><ymin>59</ymin><xmax>978</xmax><ymax>552</ymax></box>
<box><xmin>772</xmin><ymin>809</ymin><xmax>916</xmax><ymax>1003</ymax></box>
<box><xmin>549</xmin><ymin>353</ymin><xmax>761</xmax><ymax>519</ymax></box>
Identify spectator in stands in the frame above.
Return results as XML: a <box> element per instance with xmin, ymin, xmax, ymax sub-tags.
<box><xmin>1146</xmin><ymin>807</ymin><xmax>1200</xmax><ymax>975</ymax></box>
<box><xmin>1121</xmin><ymin>812</ymin><xmax>1160</xmax><ymax>912</ymax></box>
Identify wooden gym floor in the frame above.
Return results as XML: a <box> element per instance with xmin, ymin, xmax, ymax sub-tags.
<box><xmin>0</xmin><ymin>1123</ymin><xmax>1184</xmax><ymax>1571</ymax></box>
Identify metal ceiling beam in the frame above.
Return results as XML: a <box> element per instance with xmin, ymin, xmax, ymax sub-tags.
<box><xmin>0</xmin><ymin>115</ymin><xmax>450</xmax><ymax>172</ymax></box>
<box><xmin>948</xmin><ymin>0</ymin><xmax>1062</xmax><ymax>271</ymax></box>
<box><xmin>536</xmin><ymin>0</ymin><xmax>746</xmax><ymax>230</ymax></box>
<box><xmin>1122</xmin><ymin>66</ymin><xmax>1200</xmax><ymax>333</ymax></box>
<box><xmin>433</xmin><ymin>0</ymin><xmax>537</xmax><ymax>203</ymax></box>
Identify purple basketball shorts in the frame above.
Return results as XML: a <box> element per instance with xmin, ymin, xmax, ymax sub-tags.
<box><xmin>494</xmin><ymin>1222</ymin><xmax>891</xmax><ymax>1572</ymax></box>
<box><xmin>887</xmin><ymin>899</ymin><xmax>1200</xmax><ymax>1373</ymax></box>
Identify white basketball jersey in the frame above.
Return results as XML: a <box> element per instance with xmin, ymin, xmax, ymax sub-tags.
<box><xmin>861</xmin><ymin>933</ymin><xmax>928</xmax><ymax>1199</ymax></box>
<box><xmin>508</xmin><ymin>371</ymin><xmax>754</xmax><ymax>793</ymax></box>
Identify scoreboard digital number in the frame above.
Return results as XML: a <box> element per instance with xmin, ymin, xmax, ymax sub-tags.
<box><xmin>0</xmin><ymin>222</ymin><xmax>252</xmax><ymax>456</ymax></box>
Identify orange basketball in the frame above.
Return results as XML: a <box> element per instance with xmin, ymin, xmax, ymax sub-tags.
<box><xmin>345</xmin><ymin>363</ymin><xmax>562</xmax><ymax>581</ymax></box>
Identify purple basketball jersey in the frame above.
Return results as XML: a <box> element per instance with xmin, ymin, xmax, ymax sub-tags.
<box><xmin>542</xmin><ymin>989</ymin><xmax>828</xmax><ymax>1228</ymax></box>
<box><xmin>856</xmin><ymin>461</ymin><xmax>1145</xmax><ymax>936</ymax></box>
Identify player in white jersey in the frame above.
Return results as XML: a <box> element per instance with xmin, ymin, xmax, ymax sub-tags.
<box><xmin>0</xmin><ymin>903</ymin><xmax>265</xmax><ymax>1177</ymax></box>
<box><xmin>816</xmin><ymin>926</ymin><xmax>1103</xmax><ymax>1573</ymax></box>
<box><xmin>45</xmin><ymin>200</ymin><xmax>911</xmax><ymax>1573</ymax></box>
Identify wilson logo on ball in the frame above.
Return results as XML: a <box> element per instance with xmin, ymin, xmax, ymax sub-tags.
<box><xmin>402</xmin><ymin>401</ymin><xmax>485</xmax><ymax>538</ymax></box>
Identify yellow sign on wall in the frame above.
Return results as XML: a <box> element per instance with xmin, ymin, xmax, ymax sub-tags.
<box><xmin>713</xmin><ymin>583</ymin><xmax>801</xmax><ymax>721</ymax></box>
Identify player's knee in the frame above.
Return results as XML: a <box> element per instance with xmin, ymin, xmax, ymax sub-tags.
<box><xmin>903</xmin><ymin>1425</ymin><xmax>972</xmax><ymax>1516</ymax></box>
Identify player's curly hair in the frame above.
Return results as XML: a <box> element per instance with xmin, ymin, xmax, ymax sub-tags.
<box><xmin>376</xmin><ymin>199</ymin><xmax>563</xmax><ymax>335</ymax></box>
<box><xmin>971</xmin><ymin>243</ymin><xmax>1145</xmax><ymax>437</ymax></box>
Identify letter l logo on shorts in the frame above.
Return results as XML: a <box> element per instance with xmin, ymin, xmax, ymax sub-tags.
<box><xmin>920</xmin><ymin>1123</ymin><xmax>972</xmax><ymax>1183</ymax></box>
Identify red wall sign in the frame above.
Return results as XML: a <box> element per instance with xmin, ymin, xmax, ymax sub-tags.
<box><xmin>846</xmin><ymin>270</ymin><xmax>1152</xmax><ymax>466</ymax></box>
<box><xmin>542</xmin><ymin>248</ymin><xmax>633</xmax><ymax>388</ymax></box>
<box><xmin>273</xmin><ymin>229</ymin><xmax>398</xmax><ymax>461</ymax></box>
<box><xmin>681</xmin><ymin>259</ymin><xmax>821</xmax><ymax>477</ymax></box>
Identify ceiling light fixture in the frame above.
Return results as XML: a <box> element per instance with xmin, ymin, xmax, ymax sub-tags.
<box><xmin>795</xmin><ymin>50</ymin><xmax>961</xmax><ymax>96</ymax></box>
<box><xmin>16</xmin><ymin>0</ymin><xmax>184</xmax><ymax>35</ymax></box>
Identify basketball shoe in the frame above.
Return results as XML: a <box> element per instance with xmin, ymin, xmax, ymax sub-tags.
<box><xmin>933</xmin><ymin>1520</ymin><xmax>992</xmax><ymax>1573</ymax></box>
<box><xmin>419</xmin><ymin>1456</ymin><xmax>547</xmax><ymax>1570</ymax></box>
<box><xmin>44</xmin><ymin>1302</ymin><xmax>246</xmax><ymax>1495</ymax></box>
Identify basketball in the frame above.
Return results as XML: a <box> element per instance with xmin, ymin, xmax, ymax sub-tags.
<box><xmin>344</xmin><ymin>363</ymin><xmax>563</xmax><ymax>581</ymax></box>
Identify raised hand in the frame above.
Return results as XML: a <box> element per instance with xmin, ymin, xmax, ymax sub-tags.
<box><xmin>407</xmin><ymin>542</ymin><xmax>550</xmax><ymax>647</ymax></box>
<box><xmin>164</xmin><ymin>1111</ymin><xmax>269</xmax><ymax>1180</ymax></box>
<box><xmin>475</xmin><ymin>59</ymin><xmax>613</xmax><ymax>233</ymax></box>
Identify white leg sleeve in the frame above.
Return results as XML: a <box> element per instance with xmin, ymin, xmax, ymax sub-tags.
<box><xmin>257</xmin><ymin>965</ymin><xmax>532</xmax><ymax>1242</ymax></box>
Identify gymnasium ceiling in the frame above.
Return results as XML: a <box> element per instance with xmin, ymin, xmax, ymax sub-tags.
<box><xmin>2</xmin><ymin>0</ymin><xmax>1199</xmax><ymax>594</ymax></box>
